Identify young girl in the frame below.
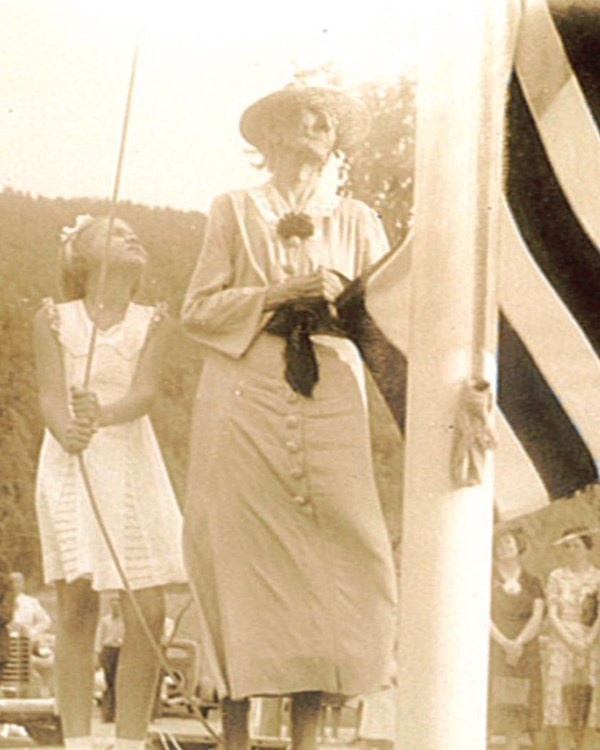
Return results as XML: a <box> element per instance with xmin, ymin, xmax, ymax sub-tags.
<box><xmin>34</xmin><ymin>214</ymin><xmax>187</xmax><ymax>750</ymax></box>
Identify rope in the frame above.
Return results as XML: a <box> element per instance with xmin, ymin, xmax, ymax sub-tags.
<box><xmin>77</xmin><ymin>459</ymin><xmax>221</xmax><ymax>744</ymax></box>
<box><xmin>72</xmin><ymin>29</ymin><xmax>222</xmax><ymax>745</ymax></box>
<box><xmin>449</xmin><ymin>3</ymin><xmax>511</xmax><ymax>489</ymax></box>
<box><xmin>83</xmin><ymin>35</ymin><xmax>139</xmax><ymax>388</ymax></box>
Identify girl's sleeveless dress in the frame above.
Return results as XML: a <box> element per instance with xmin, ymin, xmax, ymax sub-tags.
<box><xmin>35</xmin><ymin>298</ymin><xmax>187</xmax><ymax>592</ymax></box>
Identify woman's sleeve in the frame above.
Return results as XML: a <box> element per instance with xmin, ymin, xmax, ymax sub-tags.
<box><xmin>181</xmin><ymin>193</ymin><xmax>269</xmax><ymax>358</ymax></box>
<box><xmin>356</xmin><ymin>204</ymin><xmax>391</xmax><ymax>275</ymax></box>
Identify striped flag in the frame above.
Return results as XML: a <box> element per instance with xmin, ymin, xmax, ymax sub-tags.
<box><xmin>338</xmin><ymin>0</ymin><xmax>600</xmax><ymax>521</ymax></box>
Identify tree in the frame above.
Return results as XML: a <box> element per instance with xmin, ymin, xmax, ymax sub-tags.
<box><xmin>343</xmin><ymin>76</ymin><xmax>416</xmax><ymax>249</ymax></box>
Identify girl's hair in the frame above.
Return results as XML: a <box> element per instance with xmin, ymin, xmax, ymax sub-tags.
<box><xmin>58</xmin><ymin>215</ymin><xmax>142</xmax><ymax>300</ymax></box>
<box><xmin>59</xmin><ymin>215</ymin><xmax>104</xmax><ymax>300</ymax></box>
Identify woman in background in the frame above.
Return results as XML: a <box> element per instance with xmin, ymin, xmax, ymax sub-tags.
<box><xmin>489</xmin><ymin>527</ymin><xmax>545</xmax><ymax>750</ymax></box>
<box><xmin>545</xmin><ymin>527</ymin><xmax>600</xmax><ymax>750</ymax></box>
<box><xmin>0</xmin><ymin>559</ymin><xmax>15</xmax><ymax>682</ymax></box>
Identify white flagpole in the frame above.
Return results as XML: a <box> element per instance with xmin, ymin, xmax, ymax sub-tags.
<box><xmin>395</xmin><ymin>1</ymin><xmax>515</xmax><ymax>748</ymax></box>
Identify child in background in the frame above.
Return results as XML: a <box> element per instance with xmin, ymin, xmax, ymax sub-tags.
<box><xmin>0</xmin><ymin>559</ymin><xmax>15</xmax><ymax>682</ymax></box>
<box><xmin>33</xmin><ymin>215</ymin><xmax>187</xmax><ymax>750</ymax></box>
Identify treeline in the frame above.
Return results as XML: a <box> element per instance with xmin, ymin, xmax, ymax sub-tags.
<box><xmin>0</xmin><ymin>188</ymin><xmax>404</xmax><ymax>582</ymax></box>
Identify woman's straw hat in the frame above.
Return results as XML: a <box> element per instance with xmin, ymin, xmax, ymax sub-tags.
<box><xmin>239</xmin><ymin>84</ymin><xmax>370</xmax><ymax>153</ymax></box>
<box><xmin>552</xmin><ymin>526</ymin><xmax>600</xmax><ymax>546</ymax></box>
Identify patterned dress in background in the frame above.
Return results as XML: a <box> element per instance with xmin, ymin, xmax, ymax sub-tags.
<box><xmin>544</xmin><ymin>565</ymin><xmax>600</xmax><ymax>727</ymax></box>
<box><xmin>489</xmin><ymin>568</ymin><xmax>544</xmax><ymax>734</ymax></box>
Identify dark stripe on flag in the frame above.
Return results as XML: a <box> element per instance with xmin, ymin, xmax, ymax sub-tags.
<box><xmin>552</xmin><ymin>4</ymin><xmax>600</xmax><ymax>122</ymax></box>
<box><xmin>498</xmin><ymin>315</ymin><xmax>598</xmax><ymax>499</ymax></box>
<box><xmin>507</xmin><ymin>75</ymin><xmax>600</xmax><ymax>355</ymax></box>
<box><xmin>337</xmin><ymin>276</ymin><xmax>408</xmax><ymax>432</ymax></box>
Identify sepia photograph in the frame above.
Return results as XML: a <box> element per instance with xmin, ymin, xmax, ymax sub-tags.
<box><xmin>0</xmin><ymin>1</ymin><xmax>598</xmax><ymax>750</ymax></box>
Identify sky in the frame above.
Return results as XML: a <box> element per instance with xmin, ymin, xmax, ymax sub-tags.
<box><xmin>0</xmin><ymin>0</ymin><xmax>419</xmax><ymax>212</ymax></box>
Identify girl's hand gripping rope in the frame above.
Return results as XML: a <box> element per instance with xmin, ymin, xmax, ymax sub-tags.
<box><xmin>63</xmin><ymin>416</ymin><xmax>96</xmax><ymax>454</ymax></box>
<box><xmin>70</xmin><ymin>386</ymin><xmax>100</xmax><ymax>429</ymax></box>
<box><xmin>69</xmin><ymin>387</ymin><xmax>101</xmax><ymax>452</ymax></box>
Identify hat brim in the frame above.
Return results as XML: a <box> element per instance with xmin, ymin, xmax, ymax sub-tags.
<box><xmin>552</xmin><ymin>528</ymin><xmax>600</xmax><ymax>546</ymax></box>
<box><xmin>240</xmin><ymin>87</ymin><xmax>370</xmax><ymax>153</ymax></box>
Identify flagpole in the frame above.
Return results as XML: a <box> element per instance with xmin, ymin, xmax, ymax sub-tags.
<box><xmin>395</xmin><ymin>2</ymin><xmax>514</xmax><ymax>748</ymax></box>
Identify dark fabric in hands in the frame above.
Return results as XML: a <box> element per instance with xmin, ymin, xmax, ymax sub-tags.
<box><xmin>265</xmin><ymin>299</ymin><xmax>346</xmax><ymax>397</ymax></box>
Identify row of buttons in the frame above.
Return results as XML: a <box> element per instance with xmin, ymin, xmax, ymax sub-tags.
<box><xmin>231</xmin><ymin>382</ymin><xmax>309</xmax><ymax>508</ymax></box>
<box><xmin>284</xmin><ymin>389</ymin><xmax>308</xmax><ymax>508</ymax></box>
<box><xmin>232</xmin><ymin>387</ymin><xmax>300</xmax><ymax>403</ymax></box>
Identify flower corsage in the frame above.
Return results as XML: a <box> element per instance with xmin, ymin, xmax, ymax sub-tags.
<box><xmin>276</xmin><ymin>212</ymin><xmax>315</xmax><ymax>242</ymax></box>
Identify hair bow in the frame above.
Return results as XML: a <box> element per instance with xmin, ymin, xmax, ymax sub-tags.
<box><xmin>59</xmin><ymin>214</ymin><xmax>95</xmax><ymax>264</ymax></box>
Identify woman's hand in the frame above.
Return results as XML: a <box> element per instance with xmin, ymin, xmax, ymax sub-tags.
<box><xmin>265</xmin><ymin>267</ymin><xmax>346</xmax><ymax>309</ymax></box>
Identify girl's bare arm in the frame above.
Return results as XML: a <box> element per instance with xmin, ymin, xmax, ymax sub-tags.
<box><xmin>71</xmin><ymin>315</ymin><xmax>174</xmax><ymax>428</ymax></box>
<box><xmin>34</xmin><ymin>308</ymin><xmax>93</xmax><ymax>453</ymax></box>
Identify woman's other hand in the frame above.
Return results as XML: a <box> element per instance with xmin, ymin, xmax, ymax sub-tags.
<box><xmin>315</xmin><ymin>267</ymin><xmax>346</xmax><ymax>302</ymax></box>
<box><xmin>265</xmin><ymin>267</ymin><xmax>346</xmax><ymax>309</ymax></box>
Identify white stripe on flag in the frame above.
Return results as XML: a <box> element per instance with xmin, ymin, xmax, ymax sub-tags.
<box><xmin>495</xmin><ymin>411</ymin><xmax>549</xmax><ymax>520</ymax></box>
<box><xmin>499</xmin><ymin>200</ymin><xmax>600</xmax><ymax>464</ymax></box>
<box><xmin>362</xmin><ymin>229</ymin><xmax>550</xmax><ymax>520</ymax></box>
<box><xmin>516</xmin><ymin>0</ymin><xmax>600</xmax><ymax>252</ymax></box>
<box><xmin>364</xmin><ymin>234</ymin><xmax>412</xmax><ymax>352</ymax></box>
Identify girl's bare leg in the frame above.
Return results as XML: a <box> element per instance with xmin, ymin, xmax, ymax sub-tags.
<box><xmin>55</xmin><ymin>579</ymin><xmax>100</xmax><ymax>739</ymax></box>
<box><xmin>221</xmin><ymin>697</ymin><xmax>250</xmax><ymax>750</ymax></box>
<box><xmin>115</xmin><ymin>586</ymin><xmax>165</xmax><ymax>740</ymax></box>
<box><xmin>291</xmin><ymin>692</ymin><xmax>322</xmax><ymax>750</ymax></box>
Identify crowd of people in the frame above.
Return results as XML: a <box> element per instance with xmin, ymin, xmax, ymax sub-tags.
<box><xmin>0</xmin><ymin>82</ymin><xmax>596</xmax><ymax>750</ymax></box>
<box><xmin>489</xmin><ymin>526</ymin><xmax>600</xmax><ymax>750</ymax></box>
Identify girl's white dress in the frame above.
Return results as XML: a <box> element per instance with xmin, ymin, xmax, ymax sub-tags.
<box><xmin>35</xmin><ymin>298</ymin><xmax>187</xmax><ymax>592</ymax></box>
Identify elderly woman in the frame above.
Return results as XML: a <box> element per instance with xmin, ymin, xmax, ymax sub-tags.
<box><xmin>545</xmin><ymin>527</ymin><xmax>600</xmax><ymax>750</ymax></box>
<box><xmin>181</xmin><ymin>86</ymin><xmax>397</xmax><ymax>750</ymax></box>
<box><xmin>488</xmin><ymin>528</ymin><xmax>545</xmax><ymax>750</ymax></box>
